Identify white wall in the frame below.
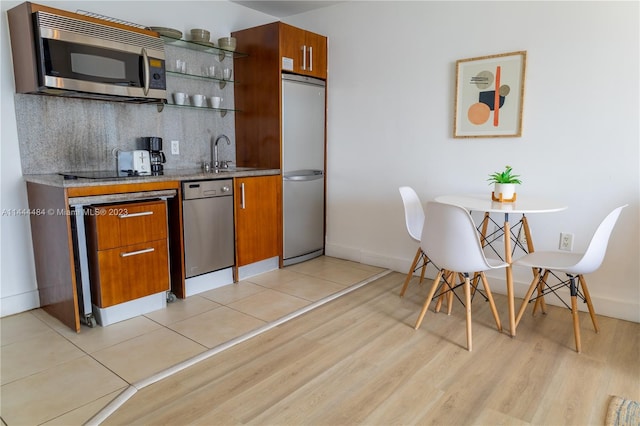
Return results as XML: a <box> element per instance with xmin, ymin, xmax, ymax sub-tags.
<box><xmin>2</xmin><ymin>1</ymin><xmax>639</xmax><ymax>323</ymax></box>
<box><xmin>287</xmin><ymin>1</ymin><xmax>640</xmax><ymax>322</ymax></box>
<box><xmin>0</xmin><ymin>0</ymin><xmax>274</xmax><ymax>316</ymax></box>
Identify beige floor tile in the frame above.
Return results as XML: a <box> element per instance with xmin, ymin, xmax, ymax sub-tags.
<box><xmin>56</xmin><ymin>315</ymin><xmax>164</xmax><ymax>354</ymax></box>
<box><xmin>0</xmin><ymin>311</ymin><xmax>52</xmax><ymax>346</ymax></box>
<box><xmin>144</xmin><ymin>295</ymin><xmax>222</xmax><ymax>326</ymax></box>
<box><xmin>168</xmin><ymin>306</ymin><xmax>266</xmax><ymax>348</ymax></box>
<box><xmin>90</xmin><ymin>327</ymin><xmax>207</xmax><ymax>383</ymax></box>
<box><xmin>311</xmin><ymin>264</ymin><xmax>381</xmax><ymax>286</ymax></box>
<box><xmin>245</xmin><ymin>268</ymin><xmax>307</xmax><ymax>288</ymax></box>
<box><xmin>285</xmin><ymin>256</ymin><xmax>332</xmax><ymax>275</ymax></box>
<box><xmin>269</xmin><ymin>275</ymin><xmax>348</xmax><ymax>301</ymax></box>
<box><xmin>1</xmin><ymin>329</ymin><xmax>85</xmax><ymax>385</ymax></box>
<box><xmin>0</xmin><ymin>355</ymin><xmax>127</xmax><ymax>426</ymax></box>
<box><xmin>31</xmin><ymin>307</ymin><xmax>84</xmax><ymax>334</ymax></box>
<box><xmin>199</xmin><ymin>281</ymin><xmax>267</xmax><ymax>305</ymax></box>
<box><xmin>42</xmin><ymin>389</ymin><xmax>124</xmax><ymax>426</ymax></box>
<box><xmin>227</xmin><ymin>289</ymin><xmax>311</xmax><ymax>322</ymax></box>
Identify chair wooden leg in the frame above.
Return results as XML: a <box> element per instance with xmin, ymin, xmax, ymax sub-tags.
<box><xmin>400</xmin><ymin>247</ymin><xmax>422</xmax><ymax>297</ymax></box>
<box><xmin>515</xmin><ymin>270</ymin><xmax>542</xmax><ymax>328</ymax></box>
<box><xmin>571</xmin><ymin>294</ymin><xmax>581</xmax><ymax>353</ymax></box>
<box><xmin>464</xmin><ymin>274</ymin><xmax>472</xmax><ymax>351</ymax></box>
<box><xmin>447</xmin><ymin>275</ymin><xmax>456</xmax><ymax>315</ymax></box>
<box><xmin>435</xmin><ymin>271</ymin><xmax>453</xmax><ymax>313</ymax></box>
<box><xmin>533</xmin><ymin>270</ymin><xmax>549</xmax><ymax>316</ymax></box>
<box><xmin>415</xmin><ymin>270</ymin><xmax>443</xmax><ymax>330</ymax></box>
<box><xmin>480</xmin><ymin>272</ymin><xmax>502</xmax><ymax>332</ymax></box>
<box><xmin>568</xmin><ymin>276</ymin><xmax>582</xmax><ymax>353</ymax></box>
<box><xmin>419</xmin><ymin>252</ymin><xmax>428</xmax><ymax>284</ymax></box>
<box><xmin>578</xmin><ymin>275</ymin><xmax>600</xmax><ymax>333</ymax></box>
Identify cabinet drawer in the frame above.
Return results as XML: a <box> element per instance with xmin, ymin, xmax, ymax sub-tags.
<box><xmin>90</xmin><ymin>239</ymin><xmax>169</xmax><ymax>308</ymax></box>
<box><xmin>88</xmin><ymin>200</ymin><xmax>167</xmax><ymax>250</ymax></box>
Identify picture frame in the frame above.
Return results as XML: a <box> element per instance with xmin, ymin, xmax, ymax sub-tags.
<box><xmin>453</xmin><ymin>51</ymin><xmax>527</xmax><ymax>138</ymax></box>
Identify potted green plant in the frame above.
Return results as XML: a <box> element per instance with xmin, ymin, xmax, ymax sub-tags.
<box><xmin>488</xmin><ymin>165</ymin><xmax>522</xmax><ymax>202</ymax></box>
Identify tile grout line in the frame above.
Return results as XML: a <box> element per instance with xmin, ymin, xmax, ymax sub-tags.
<box><xmin>85</xmin><ymin>269</ymin><xmax>392</xmax><ymax>425</ymax></box>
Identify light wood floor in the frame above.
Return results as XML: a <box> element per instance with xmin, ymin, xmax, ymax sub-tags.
<box><xmin>103</xmin><ymin>272</ymin><xmax>640</xmax><ymax>425</ymax></box>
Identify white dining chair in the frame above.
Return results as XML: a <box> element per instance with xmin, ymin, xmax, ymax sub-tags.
<box><xmin>414</xmin><ymin>201</ymin><xmax>506</xmax><ymax>351</ymax></box>
<box><xmin>513</xmin><ymin>204</ymin><xmax>627</xmax><ymax>353</ymax></box>
<box><xmin>398</xmin><ymin>187</ymin><xmax>430</xmax><ymax>296</ymax></box>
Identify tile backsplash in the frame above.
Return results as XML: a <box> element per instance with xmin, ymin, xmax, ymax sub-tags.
<box><xmin>14</xmin><ymin>44</ymin><xmax>236</xmax><ymax>175</ymax></box>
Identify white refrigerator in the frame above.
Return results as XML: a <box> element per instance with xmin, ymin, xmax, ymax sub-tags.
<box><xmin>282</xmin><ymin>74</ymin><xmax>326</xmax><ymax>266</ymax></box>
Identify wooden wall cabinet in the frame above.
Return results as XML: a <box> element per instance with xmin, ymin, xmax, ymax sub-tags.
<box><xmin>85</xmin><ymin>200</ymin><xmax>170</xmax><ymax>308</ymax></box>
<box><xmin>234</xmin><ymin>175</ymin><xmax>282</xmax><ymax>267</ymax></box>
<box><xmin>280</xmin><ymin>23</ymin><xmax>327</xmax><ymax>79</ymax></box>
<box><xmin>232</xmin><ymin>21</ymin><xmax>327</xmax><ymax>170</ymax></box>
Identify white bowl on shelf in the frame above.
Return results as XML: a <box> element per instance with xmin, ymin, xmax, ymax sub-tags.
<box><xmin>218</xmin><ymin>37</ymin><xmax>236</xmax><ymax>51</ymax></box>
<box><xmin>190</xmin><ymin>28</ymin><xmax>210</xmax><ymax>42</ymax></box>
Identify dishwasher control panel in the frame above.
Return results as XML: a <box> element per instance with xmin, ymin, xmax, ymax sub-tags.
<box><xmin>183</xmin><ymin>179</ymin><xmax>233</xmax><ymax>200</ymax></box>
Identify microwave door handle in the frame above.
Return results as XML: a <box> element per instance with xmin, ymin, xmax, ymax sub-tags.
<box><xmin>141</xmin><ymin>48</ymin><xmax>150</xmax><ymax>96</ymax></box>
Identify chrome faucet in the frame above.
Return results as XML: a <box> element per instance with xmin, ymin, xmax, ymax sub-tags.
<box><xmin>212</xmin><ymin>134</ymin><xmax>231</xmax><ymax>168</ymax></box>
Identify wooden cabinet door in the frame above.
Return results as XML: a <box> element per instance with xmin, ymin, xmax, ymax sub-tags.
<box><xmin>305</xmin><ymin>31</ymin><xmax>327</xmax><ymax>79</ymax></box>
<box><xmin>234</xmin><ymin>175</ymin><xmax>282</xmax><ymax>267</ymax></box>
<box><xmin>90</xmin><ymin>201</ymin><xmax>167</xmax><ymax>250</ymax></box>
<box><xmin>92</xmin><ymin>240</ymin><xmax>169</xmax><ymax>307</ymax></box>
<box><xmin>280</xmin><ymin>24</ymin><xmax>307</xmax><ymax>75</ymax></box>
<box><xmin>280</xmin><ymin>24</ymin><xmax>327</xmax><ymax>79</ymax></box>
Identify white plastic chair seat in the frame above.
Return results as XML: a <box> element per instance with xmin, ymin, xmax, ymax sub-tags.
<box><xmin>486</xmin><ymin>258</ymin><xmax>509</xmax><ymax>269</ymax></box>
<box><xmin>513</xmin><ymin>251</ymin><xmax>584</xmax><ymax>273</ymax></box>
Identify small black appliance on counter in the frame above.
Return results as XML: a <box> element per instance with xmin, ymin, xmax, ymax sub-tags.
<box><xmin>144</xmin><ymin>136</ymin><xmax>166</xmax><ymax>174</ymax></box>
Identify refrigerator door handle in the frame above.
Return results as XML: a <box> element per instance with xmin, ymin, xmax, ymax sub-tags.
<box><xmin>283</xmin><ymin>170</ymin><xmax>324</xmax><ymax>182</ymax></box>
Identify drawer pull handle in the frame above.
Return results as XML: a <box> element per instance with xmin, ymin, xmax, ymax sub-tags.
<box><xmin>119</xmin><ymin>211</ymin><xmax>153</xmax><ymax>219</ymax></box>
<box><xmin>121</xmin><ymin>247</ymin><xmax>154</xmax><ymax>257</ymax></box>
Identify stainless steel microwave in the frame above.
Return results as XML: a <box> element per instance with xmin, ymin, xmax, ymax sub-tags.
<box><xmin>7</xmin><ymin>2</ymin><xmax>167</xmax><ymax>104</ymax></box>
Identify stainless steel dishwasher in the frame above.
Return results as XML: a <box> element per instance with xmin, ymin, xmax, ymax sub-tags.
<box><xmin>182</xmin><ymin>179</ymin><xmax>234</xmax><ymax>278</ymax></box>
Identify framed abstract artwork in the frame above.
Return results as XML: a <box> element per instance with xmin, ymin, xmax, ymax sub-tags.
<box><xmin>453</xmin><ymin>51</ymin><xmax>527</xmax><ymax>138</ymax></box>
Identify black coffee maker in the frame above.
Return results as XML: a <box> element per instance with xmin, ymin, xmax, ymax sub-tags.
<box><xmin>144</xmin><ymin>137</ymin><xmax>166</xmax><ymax>174</ymax></box>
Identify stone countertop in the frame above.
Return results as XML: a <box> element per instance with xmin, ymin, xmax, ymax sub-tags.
<box><xmin>23</xmin><ymin>167</ymin><xmax>281</xmax><ymax>188</ymax></box>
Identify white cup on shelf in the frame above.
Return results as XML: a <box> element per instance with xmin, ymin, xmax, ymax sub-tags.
<box><xmin>173</xmin><ymin>92</ymin><xmax>188</xmax><ymax>105</ymax></box>
<box><xmin>192</xmin><ymin>94</ymin><xmax>206</xmax><ymax>107</ymax></box>
<box><xmin>223</xmin><ymin>68</ymin><xmax>232</xmax><ymax>80</ymax></box>
<box><xmin>210</xmin><ymin>96</ymin><xmax>223</xmax><ymax>108</ymax></box>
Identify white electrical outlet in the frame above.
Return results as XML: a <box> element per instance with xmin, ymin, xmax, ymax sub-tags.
<box><xmin>171</xmin><ymin>140</ymin><xmax>180</xmax><ymax>155</ymax></box>
<box><xmin>559</xmin><ymin>232</ymin><xmax>574</xmax><ymax>251</ymax></box>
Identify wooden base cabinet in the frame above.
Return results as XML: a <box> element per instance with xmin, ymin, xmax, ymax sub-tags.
<box><xmin>234</xmin><ymin>175</ymin><xmax>282</xmax><ymax>268</ymax></box>
<box><xmin>85</xmin><ymin>200</ymin><xmax>170</xmax><ymax>308</ymax></box>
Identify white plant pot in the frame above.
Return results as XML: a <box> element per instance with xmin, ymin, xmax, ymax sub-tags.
<box><xmin>494</xmin><ymin>183</ymin><xmax>516</xmax><ymax>200</ymax></box>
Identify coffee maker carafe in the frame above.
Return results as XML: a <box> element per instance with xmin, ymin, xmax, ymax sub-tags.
<box><xmin>144</xmin><ymin>137</ymin><xmax>166</xmax><ymax>174</ymax></box>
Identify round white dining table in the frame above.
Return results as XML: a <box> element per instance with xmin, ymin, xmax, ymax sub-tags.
<box><xmin>435</xmin><ymin>194</ymin><xmax>568</xmax><ymax>337</ymax></box>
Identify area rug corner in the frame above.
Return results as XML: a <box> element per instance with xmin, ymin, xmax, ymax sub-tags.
<box><xmin>606</xmin><ymin>395</ymin><xmax>640</xmax><ymax>426</ymax></box>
